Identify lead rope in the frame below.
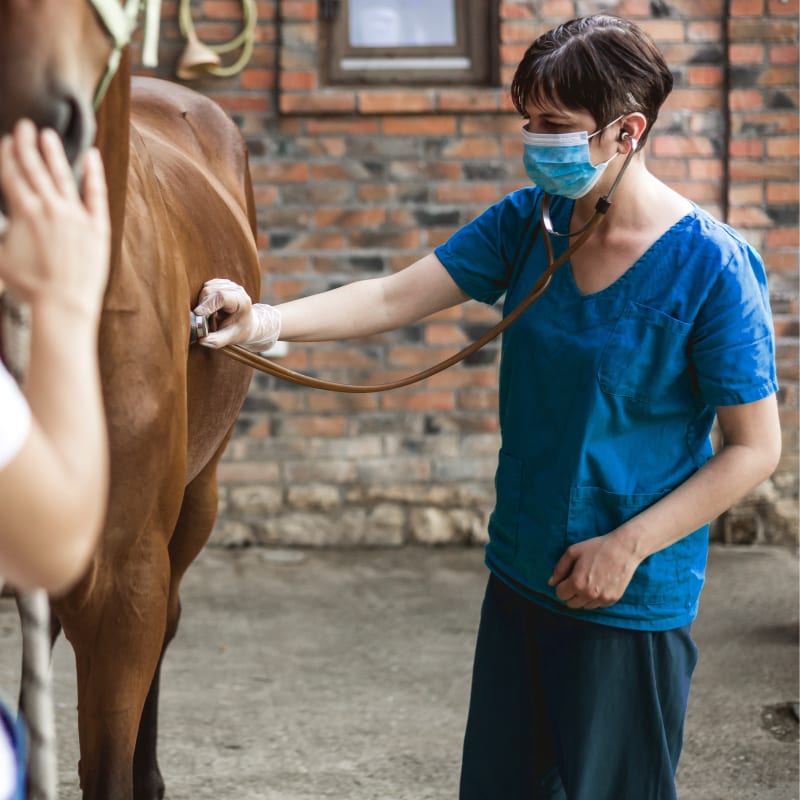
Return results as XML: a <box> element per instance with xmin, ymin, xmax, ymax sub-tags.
<box><xmin>0</xmin><ymin>295</ymin><xmax>57</xmax><ymax>800</ymax></box>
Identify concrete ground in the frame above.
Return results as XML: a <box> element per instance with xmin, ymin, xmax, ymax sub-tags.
<box><xmin>0</xmin><ymin>544</ymin><xmax>797</xmax><ymax>799</ymax></box>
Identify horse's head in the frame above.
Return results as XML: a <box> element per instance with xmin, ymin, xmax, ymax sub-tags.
<box><xmin>0</xmin><ymin>1</ymin><xmax>118</xmax><ymax>157</ymax></box>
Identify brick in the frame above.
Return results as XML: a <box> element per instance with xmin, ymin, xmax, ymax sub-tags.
<box><xmin>499</xmin><ymin>19</ymin><xmax>543</xmax><ymax>44</ymax></box>
<box><xmin>649</xmin><ymin>159</ymin><xmax>690</xmax><ymax>180</ymax></box>
<box><xmin>730</xmin><ymin>44</ymin><xmax>766</xmax><ymax>64</ymax></box>
<box><xmin>217</xmin><ymin>462</ymin><xmax>281</xmax><ymax>483</ymax></box>
<box><xmin>425</xmin><ymin>324</ymin><xmax>470</xmax><ymax>346</ymax></box>
<box><xmin>769</xmin><ymin>45</ymin><xmax>799</xmax><ymax>64</ymax></box>
<box><xmin>687</xmin><ymin>66</ymin><xmax>724</xmax><ymax>86</ymax></box>
<box><xmin>655</xmin><ymin>136</ymin><xmax>718</xmax><ymax>158</ymax></box>
<box><xmin>766</xmin><ymin>228</ymin><xmax>800</xmax><ymax>248</ymax></box>
<box><xmin>382</xmin><ymin>116</ymin><xmax>457</xmax><ymax>136</ymax></box>
<box><xmin>729</xmin><ymin>183</ymin><xmax>765</xmax><ymax>205</ymax></box>
<box><xmin>728</xmin><ymin>207</ymin><xmax>774</xmax><ymax>227</ymax></box>
<box><xmin>688</xmin><ymin>21</ymin><xmax>723</xmax><ymax>41</ymax></box>
<box><xmin>730</xmin><ymin>0</ymin><xmax>765</xmax><ymax>13</ymax></box>
<box><xmin>381</xmin><ymin>392</ymin><xmax>456</xmax><ymax>412</ymax></box>
<box><xmin>250</xmin><ymin>162</ymin><xmax>309</xmax><ymax>182</ymax></box>
<box><xmin>666</xmin><ymin>88</ymin><xmax>726</xmax><ymax>110</ymax></box>
<box><xmin>280</xmin><ymin>1</ymin><xmax>316</xmax><ymax>20</ymax></box>
<box><xmin>306</xmin><ymin>118</ymin><xmax>380</xmax><ymax>135</ymax></box>
<box><xmin>729</xmin><ymin>19</ymin><xmax>799</xmax><ymax>41</ymax></box>
<box><xmin>280</xmin><ymin>91</ymin><xmax>356</xmax><ymax>114</ymax></box>
<box><xmin>730</xmin><ymin>89</ymin><xmax>765</xmax><ymax>111</ymax></box>
<box><xmin>638</xmin><ymin>20</ymin><xmax>687</xmax><ymax>42</ymax></box>
<box><xmin>499</xmin><ymin>2</ymin><xmax>536</xmax><ymax>18</ymax></box>
<box><xmin>540</xmin><ymin>0</ymin><xmax>576</xmax><ymax>18</ymax></box>
<box><xmin>766</xmin><ymin>137</ymin><xmax>799</xmax><ymax>157</ymax></box>
<box><xmin>442</xmin><ymin>138</ymin><xmax>501</xmax><ymax>159</ymax></box>
<box><xmin>768</xmin><ymin>0</ymin><xmax>799</xmax><ymax>15</ymax></box>
<box><xmin>437</xmin><ymin>91</ymin><xmax>503</xmax><ymax>113</ymax></box>
<box><xmin>314</xmin><ymin>208</ymin><xmax>387</xmax><ymax>228</ymax></box>
<box><xmin>614</xmin><ymin>0</ymin><xmax>652</xmax><ymax>17</ymax></box>
<box><xmin>766</xmin><ymin>182</ymin><xmax>800</xmax><ymax>204</ymax></box>
<box><xmin>728</xmin><ymin>139</ymin><xmax>765</xmax><ymax>157</ymax></box>
<box><xmin>730</xmin><ymin>160</ymin><xmax>800</xmax><ymax>180</ymax></box>
<box><xmin>688</xmin><ymin>159</ymin><xmax>724</xmax><ymax>180</ymax></box>
<box><xmin>759</xmin><ymin>67</ymin><xmax>800</xmax><ymax>86</ymax></box>
<box><xmin>357</xmin><ymin>90</ymin><xmax>436</xmax><ymax>114</ymax></box>
<box><xmin>766</xmin><ymin>251</ymin><xmax>800</xmax><ymax>272</ymax></box>
<box><xmin>214</xmin><ymin>94</ymin><xmax>270</xmax><ymax>113</ymax></box>
<box><xmin>278</xmin><ymin>70</ymin><xmax>317</xmax><ymax>91</ymax></box>
<box><xmin>434</xmin><ymin>184</ymin><xmax>501</xmax><ymax>204</ymax></box>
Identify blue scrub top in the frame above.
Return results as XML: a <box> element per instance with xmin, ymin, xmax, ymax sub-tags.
<box><xmin>435</xmin><ymin>188</ymin><xmax>778</xmax><ymax>630</ymax></box>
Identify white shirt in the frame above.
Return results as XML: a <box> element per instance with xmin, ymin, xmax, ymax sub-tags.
<box><xmin>0</xmin><ymin>360</ymin><xmax>30</xmax><ymax>471</ymax></box>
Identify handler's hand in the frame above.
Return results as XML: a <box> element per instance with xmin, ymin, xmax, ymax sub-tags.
<box><xmin>548</xmin><ymin>533</ymin><xmax>642</xmax><ymax>610</ymax></box>
<box><xmin>0</xmin><ymin>120</ymin><xmax>110</xmax><ymax>315</ymax></box>
<box><xmin>193</xmin><ymin>278</ymin><xmax>281</xmax><ymax>351</ymax></box>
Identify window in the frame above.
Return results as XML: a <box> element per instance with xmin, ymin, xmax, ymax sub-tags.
<box><xmin>321</xmin><ymin>0</ymin><xmax>498</xmax><ymax>86</ymax></box>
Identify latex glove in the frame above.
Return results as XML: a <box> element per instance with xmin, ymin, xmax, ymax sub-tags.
<box><xmin>193</xmin><ymin>278</ymin><xmax>281</xmax><ymax>351</ymax></box>
<box><xmin>0</xmin><ymin>120</ymin><xmax>110</xmax><ymax>316</ymax></box>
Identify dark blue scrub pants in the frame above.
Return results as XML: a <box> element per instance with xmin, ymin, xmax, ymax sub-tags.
<box><xmin>459</xmin><ymin>574</ymin><xmax>698</xmax><ymax>800</ymax></box>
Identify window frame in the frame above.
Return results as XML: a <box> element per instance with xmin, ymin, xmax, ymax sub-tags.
<box><xmin>321</xmin><ymin>0</ymin><xmax>499</xmax><ymax>87</ymax></box>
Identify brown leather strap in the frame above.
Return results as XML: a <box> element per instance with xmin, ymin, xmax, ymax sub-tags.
<box><xmin>219</xmin><ymin>209</ymin><xmax>606</xmax><ymax>393</ymax></box>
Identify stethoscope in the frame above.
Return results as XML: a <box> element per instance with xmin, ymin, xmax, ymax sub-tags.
<box><xmin>190</xmin><ymin>136</ymin><xmax>641</xmax><ymax>393</ymax></box>
<box><xmin>540</xmin><ymin>133</ymin><xmax>639</xmax><ymax>267</ymax></box>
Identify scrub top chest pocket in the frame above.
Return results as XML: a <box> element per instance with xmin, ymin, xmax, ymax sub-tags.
<box><xmin>598</xmin><ymin>301</ymin><xmax>693</xmax><ymax>404</ymax></box>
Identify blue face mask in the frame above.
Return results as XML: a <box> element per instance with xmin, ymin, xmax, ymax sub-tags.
<box><xmin>522</xmin><ymin>116</ymin><xmax>624</xmax><ymax>199</ymax></box>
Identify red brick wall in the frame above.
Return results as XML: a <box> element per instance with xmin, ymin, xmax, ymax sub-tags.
<box><xmin>133</xmin><ymin>0</ymin><xmax>798</xmax><ymax>545</ymax></box>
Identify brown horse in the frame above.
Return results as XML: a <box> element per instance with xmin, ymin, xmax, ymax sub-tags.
<box><xmin>0</xmin><ymin>3</ymin><xmax>260</xmax><ymax>798</ymax></box>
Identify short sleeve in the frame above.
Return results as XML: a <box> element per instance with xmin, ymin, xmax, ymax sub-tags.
<box><xmin>691</xmin><ymin>242</ymin><xmax>778</xmax><ymax>406</ymax></box>
<box><xmin>0</xmin><ymin>361</ymin><xmax>31</xmax><ymax>470</ymax></box>
<box><xmin>434</xmin><ymin>188</ymin><xmax>541</xmax><ymax>305</ymax></box>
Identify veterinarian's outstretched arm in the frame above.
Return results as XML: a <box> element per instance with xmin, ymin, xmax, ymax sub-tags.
<box><xmin>194</xmin><ymin>253</ymin><xmax>469</xmax><ymax>350</ymax></box>
<box><xmin>0</xmin><ymin>120</ymin><xmax>111</xmax><ymax>595</ymax></box>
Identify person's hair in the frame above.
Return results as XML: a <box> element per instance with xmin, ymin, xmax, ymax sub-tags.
<box><xmin>511</xmin><ymin>15</ymin><xmax>673</xmax><ymax>145</ymax></box>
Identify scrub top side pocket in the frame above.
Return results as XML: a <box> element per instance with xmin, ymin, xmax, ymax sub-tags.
<box><xmin>567</xmin><ymin>485</ymin><xmax>679</xmax><ymax>605</ymax></box>
<box><xmin>598</xmin><ymin>301</ymin><xmax>692</xmax><ymax>404</ymax></box>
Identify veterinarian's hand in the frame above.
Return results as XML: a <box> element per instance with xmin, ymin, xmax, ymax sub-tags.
<box><xmin>0</xmin><ymin>119</ymin><xmax>110</xmax><ymax>314</ymax></box>
<box><xmin>548</xmin><ymin>532</ymin><xmax>643</xmax><ymax>609</ymax></box>
<box><xmin>194</xmin><ymin>278</ymin><xmax>281</xmax><ymax>351</ymax></box>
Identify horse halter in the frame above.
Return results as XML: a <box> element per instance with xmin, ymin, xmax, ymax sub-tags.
<box><xmin>88</xmin><ymin>0</ymin><xmax>162</xmax><ymax>109</ymax></box>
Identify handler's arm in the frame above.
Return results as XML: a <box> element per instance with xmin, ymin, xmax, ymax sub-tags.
<box><xmin>195</xmin><ymin>254</ymin><xmax>469</xmax><ymax>349</ymax></box>
<box><xmin>550</xmin><ymin>394</ymin><xmax>781</xmax><ymax>609</ymax></box>
<box><xmin>0</xmin><ymin>123</ymin><xmax>110</xmax><ymax>595</ymax></box>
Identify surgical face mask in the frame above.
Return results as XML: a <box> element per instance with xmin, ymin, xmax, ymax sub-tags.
<box><xmin>522</xmin><ymin>115</ymin><xmax>624</xmax><ymax>199</ymax></box>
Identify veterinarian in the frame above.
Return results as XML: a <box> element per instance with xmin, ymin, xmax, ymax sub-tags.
<box><xmin>194</xmin><ymin>15</ymin><xmax>780</xmax><ymax>799</ymax></box>
<box><xmin>0</xmin><ymin>120</ymin><xmax>111</xmax><ymax>799</ymax></box>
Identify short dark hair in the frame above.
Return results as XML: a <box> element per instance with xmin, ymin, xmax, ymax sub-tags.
<box><xmin>511</xmin><ymin>15</ymin><xmax>673</xmax><ymax>145</ymax></box>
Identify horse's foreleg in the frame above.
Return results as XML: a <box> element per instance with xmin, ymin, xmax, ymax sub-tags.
<box><xmin>57</xmin><ymin>536</ymin><xmax>171</xmax><ymax>800</ymax></box>
<box><xmin>133</xmin><ymin>456</ymin><xmax>224</xmax><ymax>800</ymax></box>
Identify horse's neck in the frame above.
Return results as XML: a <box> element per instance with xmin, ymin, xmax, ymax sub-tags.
<box><xmin>95</xmin><ymin>49</ymin><xmax>131</xmax><ymax>272</ymax></box>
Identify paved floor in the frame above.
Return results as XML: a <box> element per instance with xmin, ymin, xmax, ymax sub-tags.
<box><xmin>1</xmin><ymin>544</ymin><xmax>797</xmax><ymax>799</ymax></box>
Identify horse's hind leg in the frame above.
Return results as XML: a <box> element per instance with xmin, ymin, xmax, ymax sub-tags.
<box><xmin>133</xmin><ymin>455</ymin><xmax>224</xmax><ymax>800</ymax></box>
